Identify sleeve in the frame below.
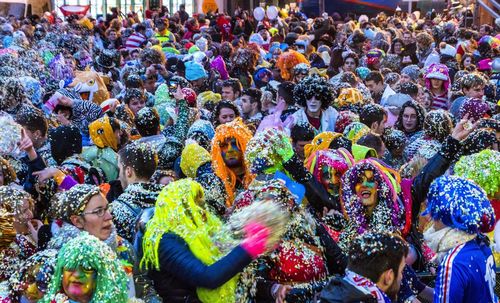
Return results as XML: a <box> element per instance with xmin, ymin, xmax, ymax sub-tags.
<box><xmin>161</xmin><ymin>99</ymin><xmax>189</xmax><ymax>143</ymax></box>
<box><xmin>434</xmin><ymin>255</ymin><xmax>466</xmax><ymax>303</ymax></box>
<box><xmin>411</xmin><ymin>136</ymin><xmax>461</xmax><ymax>224</ymax></box>
<box><xmin>72</xmin><ymin>99</ymin><xmax>104</xmax><ymax>124</ymax></box>
<box><xmin>316</xmin><ymin>223</ymin><xmax>347</xmax><ymax>275</ymax></box>
<box><xmin>23</xmin><ymin>155</ymin><xmax>47</xmax><ymax>195</ymax></box>
<box><xmin>158</xmin><ymin>233</ymin><xmax>253</xmax><ymax>289</ymax></box>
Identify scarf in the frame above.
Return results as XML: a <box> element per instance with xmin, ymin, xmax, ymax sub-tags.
<box><xmin>344</xmin><ymin>269</ymin><xmax>391</xmax><ymax>303</ymax></box>
<box><xmin>423</xmin><ymin>225</ymin><xmax>476</xmax><ymax>263</ymax></box>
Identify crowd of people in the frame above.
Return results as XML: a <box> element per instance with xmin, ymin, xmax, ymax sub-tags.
<box><xmin>0</xmin><ymin>2</ymin><xmax>499</xmax><ymax>303</ymax></box>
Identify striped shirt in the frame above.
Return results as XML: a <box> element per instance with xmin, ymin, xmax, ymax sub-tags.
<box><xmin>434</xmin><ymin>238</ymin><xmax>497</xmax><ymax>303</ymax></box>
<box><xmin>125</xmin><ymin>32</ymin><xmax>147</xmax><ymax>49</ymax></box>
<box><xmin>431</xmin><ymin>92</ymin><xmax>449</xmax><ymax>110</ymax></box>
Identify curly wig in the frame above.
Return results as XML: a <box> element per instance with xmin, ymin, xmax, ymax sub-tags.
<box><xmin>293</xmin><ymin>74</ymin><xmax>334</xmax><ymax>109</ymax></box>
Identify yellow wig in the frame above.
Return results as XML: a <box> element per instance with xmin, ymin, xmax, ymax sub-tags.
<box><xmin>211</xmin><ymin>118</ymin><xmax>254</xmax><ymax>206</ymax></box>
<box><xmin>141</xmin><ymin>179</ymin><xmax>238</xmax><ymax>303</ymax></box>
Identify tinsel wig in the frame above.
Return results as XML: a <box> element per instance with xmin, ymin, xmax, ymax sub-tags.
<box><xmin>340</xmin><ymin>159</ymin><xmax>404</xmax><ymax>236</ymax></box>
<box><xmin>40</xmin><ymin>233</ymin><xmax>128</xmax><ymax>303</ymax></box>
<box><xmin>211</xmin><ymin>117</ymin><xmax>254</xmax><ymax>206</ymax></box>
<box><xmin>141</xmin><ymin>179</ymin><xmax>238</xmax><ymax>303</ymax></box>
<box><xmin>293</xmin><ymin>74</ymin><xmax>334</xmax><ymax>110</ymax></box>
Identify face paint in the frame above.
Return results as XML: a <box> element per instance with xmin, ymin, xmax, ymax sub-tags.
<box><xmin>221</xmin><ymin>138</ymin><xmax>243</xmax><ymax>168</ymax></box>
<box><xmin>306</xmin><ymin>96</ymin><xmax>321</xmax><ymax>114</ymax></box>
<box><xmin>355</xmin><ymin>170</ymin><xmax>378</xmax><ymax>212</ymax></box>
<box><xmin>22</xmin><ymin>264</ymin><xmax>44</xmax><ymax>302</ymax></box>
<box><xmin>320</xmin><ymin>165</ymin><xmax>341</xmax><ymax>195</ymax></box>
<box><xmin>62</xmin><ymin>266</ymin><xmax>97</xmax><ymax>303</ymax></box>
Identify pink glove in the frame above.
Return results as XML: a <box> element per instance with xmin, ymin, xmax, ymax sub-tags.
<box><xmin>241</xmin><ymin>221</ymin><xmax>270</xmax><ymax>259</ymax></box>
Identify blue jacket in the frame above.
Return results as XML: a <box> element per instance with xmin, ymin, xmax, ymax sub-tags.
<box><xmin>434</xmin><ymin>236</ymin><xmax>497</xmax><ymax>303</ymax></box>
<box><xmin>146</xmin><ymin>232</ymin><xmax>253</xmax><ymax>303</ymax></box>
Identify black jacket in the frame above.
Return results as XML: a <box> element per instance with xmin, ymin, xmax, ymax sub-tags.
<box><xmin>320</xmin><ymin>276</ymin><xmax>377</xmax><ymax>303</ymax></box>
<box><xmin>147</xmin><ymin>232</ymin><xmax>252</xmax><ymax>303</ymax></box>
<box><xmin>111</xmin><ymin>182</ymin><xmax>163</xmax><ymax>242</ymax></box>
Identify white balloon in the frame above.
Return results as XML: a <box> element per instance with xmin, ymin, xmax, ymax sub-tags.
<box><xmin>253</xmin><ymin>7</ymin><xmax>265</xmax><ymax>21</ymax></box>
<box><xmin>266</xmin><ymin>6</ymin><xmax>279</xmax><ymax>20</ymax></box>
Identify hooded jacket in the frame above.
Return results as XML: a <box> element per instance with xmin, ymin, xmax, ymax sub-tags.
<box><xmin>111</xmin><ymin>182</ymin><xmax>164</xmax><ymax>242</ymax></box>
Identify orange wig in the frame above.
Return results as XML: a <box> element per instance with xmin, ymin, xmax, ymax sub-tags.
<box><xmin>211</xmin><ymin>118</ymin><xmax>254</xmax><ymax>206</ymax></box>
<box><xmin>276</xmin><ymin>50</ymin><xmax>309</xmax><ymax>81</ymax></box>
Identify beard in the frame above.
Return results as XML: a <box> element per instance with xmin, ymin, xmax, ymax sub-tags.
<box><xmin>385</xmin><ymin>277</ymin><xmax>401</xmax><ymax>301</ymax></box>
<box><xmin>371</xmin><ymin>90</ymin><xmax>383</xmax><ymax>103</ymax></box>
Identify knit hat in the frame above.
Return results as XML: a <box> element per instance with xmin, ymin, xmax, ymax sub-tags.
<box><xmin>423</xmin><ymin>175</ymin><xmax>495</xmax><ymax>234</ymax></box>
<box><xmin>180</xmin><ymin>142</ymin><xmax>212</xmax><ymax>178</ymax></box>
<box><xmin>425</xmin><ymin>63</ymin><xmax>450</xmax><ymax>90</ymax></box>
<box><xmin>52</xmin><ymin>184</ymin><xmax>101</xmax><ymax>222</ymax></box>
<box><xmin>185</xmin><ymin>61</ymin><xmax>207</xmax><ymax>81</ymax></box>
<box><xmin>458</xmin><ymin>98</ymin><xmax>492</xmax><ymax>121</ymax></box>
<box><xmin>439</xmin><ymin>43</ymin><xmax>457</xmax><ymax>57</ymax></box>
<box><xmin>210</xmin><ymin>56</ymin><xmax>229</xmax><ymax>80</ymax></box>
<box><xmin>335</xmin><ymin>111</ymin><xmax>360</xmax><ymax>133</ymax></box>
<box><xmin>88</xmin><ymin>116</ymin><xmax>118</xmax><ymax>151</ymax></box>
<box><xmin>401</xmin><ymin>65</ymin><xmax>420</xmax><ymax>82</ymax></box>
<box><xmin>343</xmin><ymin>122</ymin><xmax>371</xmax><ymax>144</ymax></box>
<box><xmin>355</xmin><ymin>67</ymin><xmax>371</xmax><ymax>81</ymax></box>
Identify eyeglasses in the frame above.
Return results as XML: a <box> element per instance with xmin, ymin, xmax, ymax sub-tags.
<box><xmin>81</xmin><ymin>204</ymin><xmax>112</xmax><ymax>217</ymax></box>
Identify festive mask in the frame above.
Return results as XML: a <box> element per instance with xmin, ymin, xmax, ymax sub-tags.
<box><xmin>62</xmin><ymin>266</ymin><xmax>97</xmax><ymax>303</ymax></box>
<box><xmin>320</xmin><ymin>165</ymin><xmax>342</xmax><ymax>195</ymax></box>
<box><xmin>355</xmin><ymin>170</ymin><xmax>378</xmax><ymax>211</ymax></box>
<box><xmin>221</xmin><ymin>137</ymin><xmax>243</xmax><ymax>167</ymax></box>
<box><xmin>22</xmin><ymin>264</ymin><xmax>45</xmax><ymax>302</ymax></box>
<box><xmin>306</xmin><ymin>96</ymin><xmax>321</xmax><ymax>114</ymax></box>
<box><xmin>12</xmin><ymin>250</ymin><xmax>57</xmax><ymax>303</ymax></box>
<box><xmin>67</xmin><ymin>70</ymin><xmax>110</xmax><ymax>104</ymax></box>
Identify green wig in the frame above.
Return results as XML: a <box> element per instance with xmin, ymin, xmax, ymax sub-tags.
<box><xmin>40</xmin><ymin>233</ymin><xmax>129</xmax><ymax>303</ymax></box>
<box><xmin>455</xmin><ymin>149</ymin><xmax>500</xmax><ymax>197</ymax></box>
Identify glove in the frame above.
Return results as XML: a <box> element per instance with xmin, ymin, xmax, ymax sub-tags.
<box><xmin>275</xmin><ymin>132</ymin><xmax>294</xmax><ymax>163</ymax></box>
<box><xmin>241</xmin><ymin>221</ymin><xmax>270</xmax><ymax>259</ymax></box>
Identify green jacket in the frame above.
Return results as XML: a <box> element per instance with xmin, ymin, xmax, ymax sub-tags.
<box><xmin>82</xmin><ymin>146</ymin><xmax>119</xmax><ymax>182</ymax></box>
